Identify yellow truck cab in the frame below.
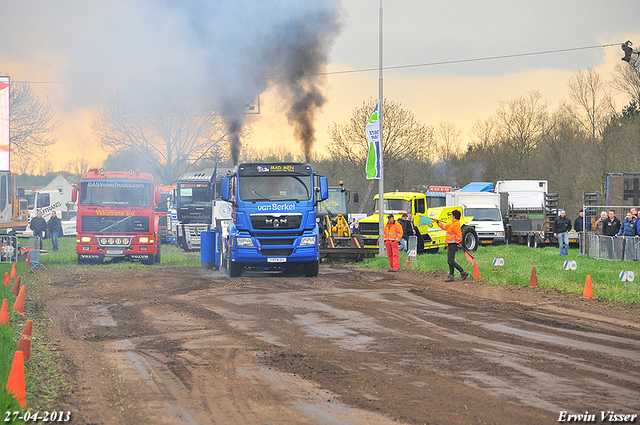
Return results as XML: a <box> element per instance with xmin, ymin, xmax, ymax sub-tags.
<box><xmin>358</xmin><ymin>192</ymin><xmax>479</xmax><ymax>253</ymax></box>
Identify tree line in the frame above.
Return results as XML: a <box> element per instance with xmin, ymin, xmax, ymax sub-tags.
<box><xmin>11</xmin><ymin>63</ymin><xmax>640</xmax><ymax>219</ymax></box>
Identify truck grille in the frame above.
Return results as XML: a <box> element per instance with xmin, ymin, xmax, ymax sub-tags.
<box><xmin>258</xmin><ymin>238</ymin><xmax>296</xmax><ymax>246</ymax></box>
<box><xmin>81</xmin><ymin>216</ymin><xmax>149</xmax><ymax>233</ymax></box>
<box><xmin>250</xmin><ymin>214</ymin><xmax>302</xmax><ymax>230</ymax></box>
<box><xmin>358</xmin><ymin>222</ymin><xmax>379</xmax><ymax>236</ymax></box>
<box><xmin>260</xmin><ymin>248</ymin><xmax>294</xmax><ymax>256</ymax></box>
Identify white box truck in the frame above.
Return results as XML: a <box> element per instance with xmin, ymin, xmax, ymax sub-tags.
<box><xmin>445</xmin><ymin>190</ymin><xmax>506</xmax><ymax>245</ymax></box>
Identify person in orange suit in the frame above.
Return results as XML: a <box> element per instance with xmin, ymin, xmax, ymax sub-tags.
<box><xmin>434</xmin><ymin>209</ymin><xmax>469</xmax><ymax>282</ymax></box>
<box><xmin>383</xmin><ymin>214</ymin><xmax>403</xmax><ymax>272</ymax></box>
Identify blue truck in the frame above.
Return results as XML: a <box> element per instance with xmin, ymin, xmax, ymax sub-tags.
<box><xmin>221</xmin><ymin>162</ymin><xmax>328</xmax><ymax>277</ymax></box>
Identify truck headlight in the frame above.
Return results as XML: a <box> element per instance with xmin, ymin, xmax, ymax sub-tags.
<box><xmin>237</xmin><ymin>237</ymin><xmax>254</xmax><ymax>247</ymax></box>
<box><xmin>300</xmin><ymin>236</ymin><xmax>316</xmax><ymax>246</ymax></box>
<box><xmin>139</xmin><ymin>237</ymin><xmax>149</xmax><ymax>243</ymax></box>
<box><xmin>81</xmin><ymin>236</ymin><xmax>91</xmax><ymax>243</ymax></box>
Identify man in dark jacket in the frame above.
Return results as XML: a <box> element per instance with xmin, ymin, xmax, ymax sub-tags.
<box><xmin>47</xmin><ymin>210</ymin><xmax>63</xmax><ymax>251</ymax></box>
<box><xmin>29</xmin><ymin>210</ymin><xmax>47</xmax><ymax>250</ymax></box>
<box><xmin>398</xmin><ymin>213</ymin><xmax>416</xmax><ymax>252</ymax></box>
<box><xmin>553</xmin><ymin>209</ymin><xmax>572</xmax><ymax>256</ymax></box>
<box><xmin>574</xmin><ymin>210</ymin><xmax>591</xmax><ymax>232</ymax></box>
<box><xmin>604</xmin><ymin>210</ymin><xmax>621</xmax><ymax>236</ymax></box>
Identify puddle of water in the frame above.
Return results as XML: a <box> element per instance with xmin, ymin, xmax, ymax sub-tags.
<box><xmin>88</xmin><ymin>305</ymin><xmax>117</xmax><ymax>327</ymax></box>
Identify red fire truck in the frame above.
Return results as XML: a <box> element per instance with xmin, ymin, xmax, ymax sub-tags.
<box><xmin>72</xmin><ymin>168</ymin><xmax>161</xmax><ymax>265</ymax></box>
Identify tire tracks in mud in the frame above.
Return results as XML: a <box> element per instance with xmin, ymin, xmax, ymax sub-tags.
<box><xmin>38</xmin><ymin>265</ymin><xmax>640</xmax><ymax>425</ymax></box>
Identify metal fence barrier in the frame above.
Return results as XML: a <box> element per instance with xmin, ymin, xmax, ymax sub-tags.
<box><xmin>0</xmin><ymin>235</ymin><xmax>18</xmax><ymax>263</ymax></box>
<box><xmin>581</xmin><ymin>205</ymin><xmax>640</xmax><ymax>261</ymax></box>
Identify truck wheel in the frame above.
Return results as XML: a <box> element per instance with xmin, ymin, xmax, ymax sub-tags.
<box><xmin>226</xmin><ymin>242</ymin><xmax>242</xmax><ymax>277</ymax></box>
<box><xmin>178</xmin><ymin>235</ymin><xmax>190</xmax><ymax>252</ymax></box>
<box><xmin>527</xmin><ymin>235</ymin><xmax>534</xmax><ymax>248</ymax></box>
<box><xmin>154</xmin><ymin>241</ymin><xmax>162</xmax><ymax>263</ymax></box>
<box><xmin>303</xmin><ymin>260</ymin><xmax>319</xmax><ymax>277</ymax></box>
<box><xmin>461</xmin><ymin>226</ymin><xmax>479</xmax><ymax>252</ymax></box>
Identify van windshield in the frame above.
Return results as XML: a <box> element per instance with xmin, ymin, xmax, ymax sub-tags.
<box><xmin>465</xmin><ymin>207</ymin><xmax>502</xmax><ymax>221</ymax></box>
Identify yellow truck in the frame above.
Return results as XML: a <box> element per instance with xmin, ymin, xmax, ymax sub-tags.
<box><xmin>357</xmin><ymin>192</ymin><xmax>479</xmax><ymax>253</ymax></box>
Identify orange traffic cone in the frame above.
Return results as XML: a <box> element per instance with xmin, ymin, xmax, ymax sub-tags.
<box><xmin>3</xmin><ymin>272</ymin><xmax>9</xmax><ymax>287</ymax></box>
<box><xmin>6</xmin><ymin>350</ymin><xmax>26</xmax><ymax>407</ymax></box>
<box><xmin>404</xmin><ymin>254</ymin><xmax>410</xmax><ymax>268</ymax></box>
<box><xmin>25</xmin><ymin>253</ymin><xmax>30</xmax><ymax>267</ymax></box>
<box><xmin>0</xmin><ymin>299</ymin><xmax>8</xmax><ymax>326</ymax></box>
<box><xmin>580</xmin><ymin>274</ymin><xmax>594</xmax><ymax>299</ymax></box>
<box><xmin>11</xmin><ymin>276</ymin><xmax>21</xmax><ymax>297</ymax></box>
<box><xmin>17</xmin><ymin>320</ymin><xmax>32</xmax><ymax>360</ymax></box>
<box><xmin>530</xmin><ymin>266</ymin><xmax>538</xmax><ymax>287</ymax></box>
<box><xmin>473</xmin><ymin>262</ymin><xmax>481</xmax><ymax>279</ymax></box>
<box><xmin>10</xmin><ymin>263</ymin><xmax>17</xmax><ymax>279</ymax></box>
<box><xmin>13</xmin><ymin>285</ymin><xmax>25</xmax><ymax>315</ymax></box>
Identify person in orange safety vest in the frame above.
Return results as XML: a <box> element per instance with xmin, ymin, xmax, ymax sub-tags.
<box><xmin>433</xmin><ymin>209</ymin><xmax>469</xmax><ymax>282</ymax></box>
<box><xmin>383</xmin><ymin>214</ymin><xmax>403</xmax><ymax>272</ymax></box>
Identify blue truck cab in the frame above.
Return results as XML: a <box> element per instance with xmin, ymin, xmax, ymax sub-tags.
<box><xmin>221</xmin><ymin>162</ymin><xmax>328</xmax><ymax>277</ymax></box>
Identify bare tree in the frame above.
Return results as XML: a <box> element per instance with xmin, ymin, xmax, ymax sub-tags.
<box><xmin>326</xmin><ymin>98</ymin><xmax>435</xmax><ymax>212</ymax></box>
<box><xmin>612</xmin><ymin>62</ymin><xmax>640</xmax><ymax>105</ymax></box>
<box><xmin>61</xmin><ymin>157</ymin><xmax>91</xmax><ymax>175</ymax></box>
<box><xmin>493</xmin><ymin>90</ymin><xmax>550</xmax><ymax>177</ymax></box>
<box><xmin>10</xmin><ymin>82</ymin><xmax>58</xmax><ymax>173</ymax></box>
<box><xmin>93</xmin><ymin>102</ymin><xmax>230</xmax><ymax>185</ymax></box>
<box><xmin>564</xmin><ymin>68</ymin><xmax>614</xmax><ymax>141</ymax></box>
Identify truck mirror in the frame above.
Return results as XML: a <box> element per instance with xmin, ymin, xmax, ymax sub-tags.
<box><xmin>154</xmin><ymin>189</ymin><xmax>162</xmax><ymax>206</ymax></box>
<box><xmin>319</xmin><ymin>176</ymin><xmax>329</xmax><ymax>201</ymax></box>
<box><xmin>353</xmin><ymin>192</ymin><xmax>359</xmax><ymax>203</ymax></box>
<box><xmin>71</xmin><ymin>187</ymin><xmax>77</xmax><ymax>203</ymax></box>
<box><xmin>221</xmin><ymin>177</ymin><xmax>230</xmax><ymax>201</ymax></box>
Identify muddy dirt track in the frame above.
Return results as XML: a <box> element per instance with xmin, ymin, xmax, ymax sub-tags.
<box><xmin>35</xmin><ymin>264</ymin><xmax>640</xmax><ymax>425</ymax></box>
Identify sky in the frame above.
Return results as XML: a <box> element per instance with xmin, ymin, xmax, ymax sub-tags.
<box><xmin>0</xmin><ymin>1</ymin><xmax>639</xmax><ymax>171</ymax></box>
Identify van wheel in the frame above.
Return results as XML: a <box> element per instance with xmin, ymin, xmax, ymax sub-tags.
<box><xmin>462</xmin><ymin>226</ymin><xmax>479</xmax><ymax>252</ymax></box>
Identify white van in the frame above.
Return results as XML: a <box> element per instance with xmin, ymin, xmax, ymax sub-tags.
<box><xmin>13</xmin><ymin>189</ymin><xmax>74</xmax><ymax>237</ymax></box>
<box><xmin>462</xmin><ymin>203</ymin><xmax>505</xmax><ymax>245</ymax></box>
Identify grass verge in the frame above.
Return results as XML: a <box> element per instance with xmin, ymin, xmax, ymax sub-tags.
<box><xmin>355</xmin><ymin>244</ymin><xmax>640</xmax><ymax>304</ymax></box>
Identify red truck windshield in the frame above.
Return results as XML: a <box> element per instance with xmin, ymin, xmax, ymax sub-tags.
<box><xmin>79</xmin><ymin>181</ymin><xmax>152</xmax><ymax>207</ymax></box>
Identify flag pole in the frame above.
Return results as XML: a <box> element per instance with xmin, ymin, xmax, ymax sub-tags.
<box><xmin>378</xmin><ymin>0</ymin><xmax>385</xmax><ymax>257</ymax></box>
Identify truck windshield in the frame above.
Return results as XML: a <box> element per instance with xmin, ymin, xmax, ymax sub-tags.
<box><xmin>239</xmin><ymin>175</ymin><xmax>311</xmax><ymax>202</ymax></box>
<box><xmin>465</xmin><ymin>207</ymin><xmax>502</xmax><ymax>221</ymax></box>
<box><xmin>375</xmin><ymin>199</ymin><xmax>411</xmax><ymax>214</ymax></box>
<box><xmin>177</xmin><ymin>184</ymin><xmax>210</xmax><ymax>206</ymax></box>
<box><xmin>79</xmin><ymin>181</ymin><xmax>152</xmax><ymax>207</ymax></box>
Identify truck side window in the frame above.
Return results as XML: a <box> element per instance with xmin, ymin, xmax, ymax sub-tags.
<box><xmin>38</xmin><ymin>193</ymin><xmax>50</xmax><ymax>208</ymax></box>
<box><xmin>415</xmin><ymin>198</ymin><xmax>426</xmax><ymax>214</ymax></box>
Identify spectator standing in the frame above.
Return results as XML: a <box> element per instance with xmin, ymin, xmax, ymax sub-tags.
<box><xmin>433</xmin><ymin>210</ymin><xmax>469</xmax><ymax>282</ymax></box>
<box><xmin>574</xmin><ymin>209</ymin><xmax>591</xmax><ymax>232</ymax></box>
<box><xmin>383</xmin><ymin>214</ymin><xmax>403</xmax><ymax>272</ymax></box>
<box><xmin>397</xmin><ymin>213</ymin><xmax>409</xmax><ymax>252</ymax></box>
<box><xmin>617</xmin><ymin>212</ymin><xmax>637</xmax><ymax>237</ymax></box>
<box><xmin>47</xmin><ymin>210</ymin><xmax>63</xmax><ymax>251</ymax></box>
<box><xmin>553</xmin><ymin>209</ymin><xmax>572</xmax><ymax>256</ymax></box>
<box><xmin>594</xmin><ymin>211</ymin><xmax>608</xmax><ymax>234</ymax></box>
<box><xmin>29</xmin><ymin>210</ymin><xmax>47</xmax><ymax>250</ymax></box>
<box><xmin>604</xmin><ymin>210</ymin><xmax>621</xmax><ymax>236</ymax></box>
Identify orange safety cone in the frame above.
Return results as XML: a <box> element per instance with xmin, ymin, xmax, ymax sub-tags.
<box><xmin>6</xmin><ymin>350</ymin><xmax>26</xmax><ymax>408</ymax></box>
<box><xmin>10</xmin><ymin>263</ymin><xmax>17</xmax><ymax>279</ymax></box>
<box><xmin>13</xmin><ymin>285</ymin><xmax>25</xmax><ymax>315</ymax></box>
<box><xmin>25</xmin><ymin>253</ymin><xmax>30</xmax><ymax>267</ymax></box>
<box><xmin>580</xmin><ymin>274</ymin><xmax>594</xmax><ymax>299</ymax></box>
<box><xmin>404</xmin><ymin>254</ymin><xmax>411</xmax><ymax>268</ymax></box>
<box><xmin>11</xmin><ymin>276</ymin><xmax>21</xmax><ymax>297</ymax></box>
<box><xmin>473</xmin><ymin>262</ymin><xmax>481</xmax><ymax>279</ymax></box>
<box><xmin>17</xmin><ymin>320</ymin><xmax>32</xmax><ymax>360</ymax></box>
<box><xmin>0</xmin><ymin>299</ymin><xmax>8</xmax><ymax>326</ymax></box>
<box><xmin>530</xmin><ymin>266</ymin><xmax>538</xmax><ymax>287</ymax></box>
<box><xmin>3</xmin><ymin>272</ymin><xmax>9</xmax><ymax>287</ymax></box>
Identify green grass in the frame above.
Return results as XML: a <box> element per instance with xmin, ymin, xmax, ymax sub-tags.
<box><xmin>38</xmin><ymin>236</ymin><xmax>201</xmax><ymax>268</ymax></box>
<box><xmin>356</xmin><ymin>244</ymin><xmax>640</xmax><ymax>304</ymax></box>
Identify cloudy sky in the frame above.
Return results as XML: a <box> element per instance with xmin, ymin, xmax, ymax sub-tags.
<box><xmin>1</xmin><ymin>1</ymin><xmax>639</xmax><ymax>170</ymax></box>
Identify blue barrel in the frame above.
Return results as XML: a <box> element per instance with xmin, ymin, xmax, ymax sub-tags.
<box><xmin>200</xmin><ymin>230</ymin><xmax>216</xmax><ymax>269</ymax></box>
